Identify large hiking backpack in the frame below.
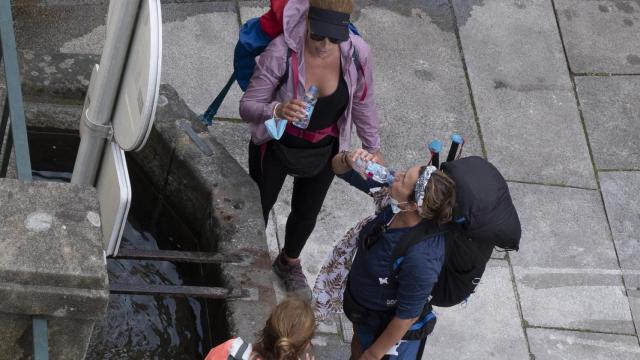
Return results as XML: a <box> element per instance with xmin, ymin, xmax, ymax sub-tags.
<box><xmin>390</xmin><ymin>156</ymin><xmax>521</xmax><ymax>308</ymax></box>
<box><xmin>202</xmin><ymin>0</ymin><xmax>365</xmax><ymax>125</ymax></box>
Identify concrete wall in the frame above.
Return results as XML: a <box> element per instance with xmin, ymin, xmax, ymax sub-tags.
<box><xmin>130</xmin><ymin>84</ymin><xmax>276</xmax><ymax>344</ymax></box>
<box><xmin>0</xmin><ymin>179</ymin><xmax>109</xmax><ymax>359</ymax></box>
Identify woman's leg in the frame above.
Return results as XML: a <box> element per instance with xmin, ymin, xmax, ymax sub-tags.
<box><xmin>248</xmin><ymin>142</ymin><xmax>288</xmax><ymax>225</ymax></box>
<box><xmin>283</xmin><ymin>159</ymin><xmax>335</xmax><ymax>259</ymax></box>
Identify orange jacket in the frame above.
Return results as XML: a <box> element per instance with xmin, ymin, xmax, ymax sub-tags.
<box><xmin>205</xmin><ymin>338</ymin><xmax>254</xmax><ymax>360</ymax></box>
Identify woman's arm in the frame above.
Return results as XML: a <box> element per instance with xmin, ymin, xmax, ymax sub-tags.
<box><xmin>239</xmin><ymin>44</ymin><xmax>308</xmax><ymax>124</ymax></box>
<box><xmin>350</xmin><ymin>39</ymin><xmax>383</xmax><ymax>161</ymax></box>
<box><xmin>332</xmin><ymin>149</ymin><xmax>383</xmax><ymax>194</ymax></box>
<box><xmin>359</xmin><ymin>316</ymin><xmax>419</xmax><ymax>360</ymax></box>
<box><xmin>331</xmin><ymin>148</ymin><xmax>374</xmax><ymax>175</ymax></box>
<box><xmin>239</xmin><ymin>50</ymin><xmax>284</xmax><ymax>124</ymax></box>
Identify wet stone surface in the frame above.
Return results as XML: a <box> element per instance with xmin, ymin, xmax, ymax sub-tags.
<box><xmin>555</xmin><ymin>0</ymin><xmax>640</xmax><ymax>74</ymax></box>
<box><xmin>508</xmin><ymin>183</ymin><xmax>633</xmax><ymax>334</ymax></box>
<box><xmin>452</xmin><ymin>0</ymin><xmax>596</xmax><ymax>189</ymax></box>
<box><xmin>425</xmin><ymin>261</ymin><xmax>530</xmax><ymax>360</ymax></box>
<box><xmin>575</xmin><ymin>76</ymin><xmax>640</xmax><ymax>170</ymax></box>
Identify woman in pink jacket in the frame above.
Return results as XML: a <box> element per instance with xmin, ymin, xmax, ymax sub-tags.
<box><xmin>240</xmin><ymin>0</ymin><xmax>382</xmax><ymax>299</ymax></box>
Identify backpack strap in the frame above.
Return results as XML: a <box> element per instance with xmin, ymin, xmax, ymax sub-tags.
<box><xmin>352</xmin><ymin>47</ymin><xmax>368</xmax><ymax>102</ymax></box>
<box><xmin>202</xmin><ymin>72</ymin><xmax>237</xmax><ymax>126</ymax></box>
<box><xmin>275</xmin><ymin>47</ymin><xmax>293</xmax><ymax>93</ymax></box>
<box><xmin>291</xmin><ymin>50</ymin><xmax>300</xmax><ymax>99</ymax></box>
<box><xmin>388</xmin><ymin>220</ymin><xmax>444</xmax><ymax>285</ymax></box>
<box><xmin>228</xmin><ymin>338</ymin><xmax>250</xmax><ymax>360</ymax></box>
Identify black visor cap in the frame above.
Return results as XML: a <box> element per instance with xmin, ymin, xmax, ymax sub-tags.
<box><xmin>308</xmin><ymin>6</ymin><xmax>350</xmax><ymax>42</ymax></box>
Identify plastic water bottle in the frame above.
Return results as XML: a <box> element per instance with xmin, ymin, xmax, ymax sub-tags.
<box><xmin>294</xmin><ymin>85</ymin><xmax>319</xmax><ymax>129</ymax></box>
<box><xmin>354</xmin><ymin>158</ymin><xmax>395</xmax><ymax>185</ymax></box>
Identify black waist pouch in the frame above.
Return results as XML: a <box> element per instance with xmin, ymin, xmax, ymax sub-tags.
<box><xmin>343</xmin><ymin>279</ymin><xmax>436</xmax><ymax>341</ymax></box>
<box><xmin>343</xmin><ymin>279</ymin><xmax>394</xmax><ymax>331</ymax></box>
<box><xmin>271</xmin><ymin>141</ymin><xmax>334</xmax><ymax>178</ymax></box>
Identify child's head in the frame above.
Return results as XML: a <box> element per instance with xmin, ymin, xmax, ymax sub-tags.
<box><xmin>253</xmin><ymin>297</ymin><xmax>316</xmax><ymax>360</ymax></box>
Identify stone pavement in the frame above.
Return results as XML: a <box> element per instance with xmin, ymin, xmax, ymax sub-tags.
<box><xmin>55</xmin><ymin>0</ymin><xmax>640</xmax><ymax>358</ymax></box>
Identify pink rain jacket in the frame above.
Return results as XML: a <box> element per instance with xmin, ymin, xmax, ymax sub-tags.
<box><xmin>239</xmin><ymin>0</ymin><xmax>381</xmax><ymax>152</ymax></box>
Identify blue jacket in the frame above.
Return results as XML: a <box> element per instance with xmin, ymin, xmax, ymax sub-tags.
<box><xmin>339</xmin><ymin>170</ymin><xmax>445</xmax><ymax>319</ymax></box>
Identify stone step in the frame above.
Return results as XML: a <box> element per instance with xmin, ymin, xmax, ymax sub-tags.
<box><xmin>12</xmin><ymin>3</ymin><xmax>107</xmax><ymax>55</ymax></box>
<box><xmin>0</xmin><ymin>50</ymin><xmax>96</xmax><ymax>104</ymax></box>
<box><xmin>24</xmin><ymin>101</ymin><xmax>83</xmax><ymax>131</ymax></box>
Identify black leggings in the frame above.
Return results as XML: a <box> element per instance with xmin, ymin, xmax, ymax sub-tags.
<box><xmin>248</xmin><ymin>141</ymin><xmax>336</xmax><ymax>259</ymax></box>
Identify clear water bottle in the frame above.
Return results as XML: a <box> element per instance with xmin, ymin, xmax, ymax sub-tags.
<box><xmin>294</xmin><ymin>85</ymin><xmax>319</xmax><ymax>129</ymax></box>
<box><xmin>354</xmin><ymin>158</ymin><xmax>395</xmax><ymax>185</ymax></box>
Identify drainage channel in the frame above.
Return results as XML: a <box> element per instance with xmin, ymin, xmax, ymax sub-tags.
<box><xmin>28</xmin><ymin>128</ymin><xmax>228</xmax><ymax>359</ymax></box>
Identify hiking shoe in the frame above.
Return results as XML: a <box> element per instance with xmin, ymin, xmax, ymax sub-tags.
<box><xmin>272</xmin><ymin>253</ymin><xmax>312</xmax><ymax>301</ymax></box>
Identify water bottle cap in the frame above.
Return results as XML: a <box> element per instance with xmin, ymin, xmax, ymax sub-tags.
<box><xmin>386</xmin><ymin>173</ymin><xmax>395</xmax><ymax>185</ymax></box>
<box><xmin>451</xmin><ymin>134</ymin><xmax>464</xmax><ymax>144</ymax></box>
<box><xmin>309</xmin><ymin>85</ymin><xmax>319</xmax><ymax>94</ymax></box>
<box><xmin>428</xmin><ymin>140</ymin><xmax>443</xmax><ymax>153</ymax></box>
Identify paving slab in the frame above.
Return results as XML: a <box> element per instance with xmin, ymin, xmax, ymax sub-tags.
<box><xmin>508</xmin><ymin>183</ymin><xmax>633</xmax><ymax>334</ymax></box>
<box><xmin>513</xmin><ymin>265</ymin><xmax>634</xmax><ymax>334</ymax></box>
<box><xmin>630</xmin><ymin>291</ymin><xmax>640</xmax><ymax>341</ymax></box>
<box><xmin>509</xmin><ymin>182</ymin><xmax>618</xmax><ymax>269</ymax></box>
<box><xmin>239</xmin><ymin>1</ymin><xmax>269</xmax><ymax>21</ymax></box>
<box><xmin>527</xmin><ymin>328</ymin><xmax>640</xmax><ymax>360</ymax></box>
<box><xmin>452</xmin><ymin>0</ymin><xmax>596</xmax><ymax>189</ymax></box>
<box><xmin>600</xmin><ymin>171</ymin><xmax>640</xmax><ymax>289</ymax></box>
<box><xmin>161</xmin><ymin>2</ymin><xmax>243</xmax><ymax>119</ymax></box>
<box><xmin>207</xmin><ymin>121</ymin><xmax>252</xmax><ymax>173</ymax></box>
<box><xmin>352</xmin><ymin>1</ymin><xmax>481</xmax><ymax>170</ymax></box>
<box><xmin>629</xmin><ymin>290</ymin><xmax>640</xmax><ymax>343</ymax></box>
<box><xmin>554</xmin><ymin>0</ymin><xmax>640</xmax><ymax>74</ymax></box>
<box><xmin>575</xmin><ymin>76</ymin><xmax>640</xmax><ymax>170</ymax></box>
<box><xmin>271</xmin><ymin>175</ymin><xmax>375</xmax><ymax>281</ymax></box>
<box><xmin>423</xmin><ymin>261</ymin><xmax>530</xmax><ymax>360</ymax></box>
<box><xmin>311</xmin><ymin>332</ymin><xmax>350</xmax><ymax>359</ymax></box>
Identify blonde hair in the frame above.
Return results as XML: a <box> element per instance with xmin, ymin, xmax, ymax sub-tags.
<box><xmin>252</xmin><ymin>297</ymin><xmax>316</xmax><ymax>360</ymax></box>
<box><xmin>309</xmin><ymin>0</ymin><xmax>354</xmax><ymax>14</ymax></box>
<box><xmin>419</xmin><ymin>170</ymin><xmax>456</xmax><ymax>224</ymax></box>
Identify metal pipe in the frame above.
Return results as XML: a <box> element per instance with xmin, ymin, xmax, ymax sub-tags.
<box><xmin>72</xmin><ymin>0</ymin><xmax>142</xmax><ymax>185</ymax></box>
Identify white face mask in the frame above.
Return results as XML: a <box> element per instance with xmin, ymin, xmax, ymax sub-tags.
<box><xmin>389</xmin><ymin>196</ymin><xmax>412</xmax><ymax>214</ymax></box>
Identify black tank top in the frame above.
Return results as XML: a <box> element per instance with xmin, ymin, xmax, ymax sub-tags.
<box><xmin>279</xmin><ymin>67</ymin><xmax>349</xmax><ymax>148</ymax></box>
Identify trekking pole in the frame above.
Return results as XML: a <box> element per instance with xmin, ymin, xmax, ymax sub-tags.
<box><xmin>428</xmin><ymin>140</ymin><xmax>442</xmax><ymax>168</ymax></box>
<box><xmin>446</xmin><ymin>133</ymin><xmax>464</xmax><ymax>162</ymax></box>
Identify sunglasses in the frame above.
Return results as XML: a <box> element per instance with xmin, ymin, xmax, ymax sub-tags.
<box><xmin>310</xmin><ymin>32</ymin><xmax>343</xmax><ymax>44</ymax></box>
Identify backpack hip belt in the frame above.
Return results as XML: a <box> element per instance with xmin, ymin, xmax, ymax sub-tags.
<box><xmin>343</xmin><ymin>277</ymin><xmax>436</xmax><ymax>340</ymax></box>
<box><xmin>284</xmin><ymin>122</ymin><xmax>339</xmax><ymax>143</ymax></box>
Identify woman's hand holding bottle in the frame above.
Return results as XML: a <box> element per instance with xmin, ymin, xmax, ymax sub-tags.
<box><xmin>275</xmin><ymin>99</ymin><xmax>307</xmax><ymax>122</ymax></box>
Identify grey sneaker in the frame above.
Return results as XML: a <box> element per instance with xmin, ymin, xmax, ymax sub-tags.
<box><xmin>272</xmin><ymin>253</ymin><xmax>312</xmax><ymax>301</ymax></box>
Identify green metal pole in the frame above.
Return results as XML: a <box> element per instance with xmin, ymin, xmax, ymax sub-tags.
<box><xmin>32</xmin><ymin>317</ymin><xmax>49</xmax><ymax>360</ymax></box>
<box><xmin>0</xmin><ymin>0</ymin><xmax>32</xmax><ymax>181</ymax></box>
